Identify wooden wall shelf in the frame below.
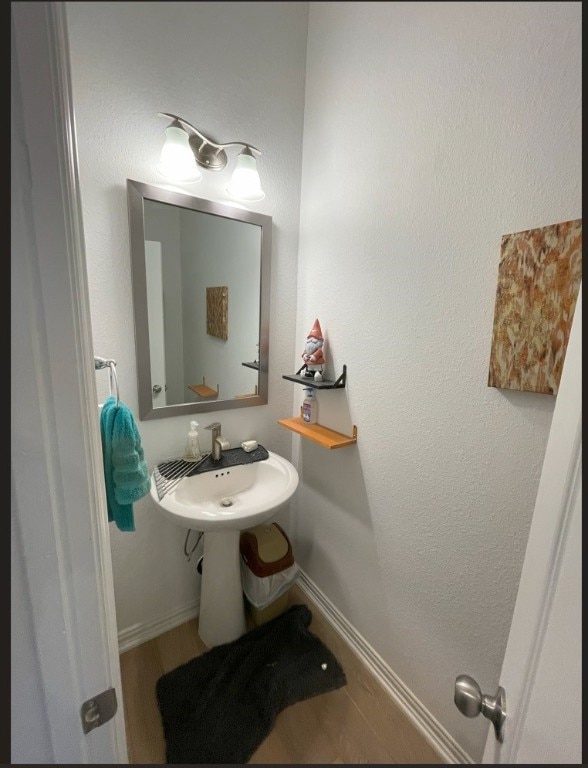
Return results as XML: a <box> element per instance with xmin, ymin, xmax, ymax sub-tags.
<box><xmin>278</xmin><ymin>417</ymin><xmax>357</xmax><ymax>449</ymax></box>
<box><xmin>280</xmin><ymin>364</ymin><xmax>356</xmax><ymax>448</ymax></box>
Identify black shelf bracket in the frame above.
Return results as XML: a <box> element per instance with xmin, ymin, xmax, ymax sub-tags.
<box><xmin>282</xmin><ymin>364</ymin><xmax>347</xmax><ymax>390</ymax></box>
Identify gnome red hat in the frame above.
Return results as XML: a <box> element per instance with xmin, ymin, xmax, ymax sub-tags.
<box><xmin>308</xmin><ymin>318</ymin><xmax>324</xmax><ymax>340</ymax></box>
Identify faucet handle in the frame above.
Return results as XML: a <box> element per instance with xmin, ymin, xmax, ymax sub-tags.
<box><xmin>204</xmin><ymin>422</ymin><xmax>221</xmax><ymax>431</ymax></box>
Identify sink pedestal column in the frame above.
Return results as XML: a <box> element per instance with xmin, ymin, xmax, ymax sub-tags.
<box><xmin>198</xmin><ymin>529</ymin><xmax>247</xmax><ymax>647</ymax></box>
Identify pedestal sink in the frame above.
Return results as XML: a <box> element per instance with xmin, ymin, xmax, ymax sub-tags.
<box><xmin>150</xmin><ymin>449</ymin><xmax>299</xmax><ymax>647</ymax></box>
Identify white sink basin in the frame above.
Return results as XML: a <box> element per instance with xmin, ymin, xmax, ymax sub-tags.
<box><xmin>150</xmin><ymin>449</ymin><xmax>299</xmax><ymax>648</ymax></box>
<box><xmin>150</xmin><ymin>450</ymin><xmax>299</xmax><ymax>531</ymax></box>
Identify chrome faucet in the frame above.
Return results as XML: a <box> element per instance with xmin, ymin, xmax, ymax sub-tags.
<box><xmin>205</xmin><ymin>422</ymin><xmax>223</xmax><ymax>461</ymax></box>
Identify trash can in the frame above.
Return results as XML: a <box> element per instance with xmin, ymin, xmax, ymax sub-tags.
<box><xmin>240</xmin><ymin>523</ymin><xmax>299</xmax><ymax>626</ymax></box>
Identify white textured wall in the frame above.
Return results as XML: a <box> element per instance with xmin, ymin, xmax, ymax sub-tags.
<box><xmin>65</xmin><ymin>2</ymin><xmax>308</xmax><ymax>635</ymax></box>
<box><xmin>294</xmin><ymin>1</ymin><xmax>581</xmax><ymax>761</ymax></box>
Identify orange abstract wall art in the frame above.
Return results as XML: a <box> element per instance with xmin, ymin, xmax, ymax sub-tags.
<box><xmin>206</xmin><ymin>286</ymin><xmax>229</xmax><ymax>341</ymax></box>
<box><xmin>488</xmin><ymin>219</ymin><xmax>582</xmax><ymax>395</ymax></box>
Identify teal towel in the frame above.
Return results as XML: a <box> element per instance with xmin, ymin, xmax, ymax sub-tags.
<box><xmin>100</xmin><ymin>396</ymin><xmax>150</xmax><ymax>531</ymax></box>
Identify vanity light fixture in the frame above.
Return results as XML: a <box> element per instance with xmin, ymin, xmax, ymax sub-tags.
<box><xmin>157</xmin><ymin>112</ymin><xmax>265</xmax><ymax>202</ymax></box>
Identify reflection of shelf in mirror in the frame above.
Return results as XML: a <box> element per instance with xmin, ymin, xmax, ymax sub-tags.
<box><xmin>242</xmin><ymin>361</ymin><xmax>259</xmax><ymax>370</ymax></box>
<box><xmin>235</xmin><ymin>385</ymin><xmax>259</xmax><ymax>399</ymax></box>
<box><xmin>282</xmin><ymin>364</ymin><xmax>347</xmax><ymax>389</ymax></box>
<box><xmin>187</xmin><ymin>377</ymin><xmax>218</xmax><ymax>398</ymax></box>
<box><xmin>277</xmin><ymin>417</ymin><xmax>357</xmax><ymax>449</ymax></box>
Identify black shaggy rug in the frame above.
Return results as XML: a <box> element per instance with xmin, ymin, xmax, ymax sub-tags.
<box><xmin>156</xmin><ymin>604</ymin><xmax>347</xmax><ymax>764</ymax></box>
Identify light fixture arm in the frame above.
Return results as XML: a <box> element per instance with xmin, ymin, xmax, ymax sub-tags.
<box><xmin>157</xmin><ymin>112</ymin><xmax>265</xmax><ymax>200</ymax></box>
<box><xmin>158</xmin><ymin>113</ymin><xmax>261</xmax><ymax>163</ymax></box>
<box><xmin>220</xmin><ymin>141</ymin><xmax>262</xmax><ymax>155</ymax></box>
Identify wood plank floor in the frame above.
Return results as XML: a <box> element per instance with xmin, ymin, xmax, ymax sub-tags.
<box><xmin>119</xmin><ymin>584</ymin><xmax>444</xmax><ymax>764</ymax></box>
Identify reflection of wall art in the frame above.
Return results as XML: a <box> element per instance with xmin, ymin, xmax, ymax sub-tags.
<box><xmin>488</xmin><ymin>219</ymin><xmax>582</xmax><ymax>395</ymax></box>
<box><xmin>206</xmin><ymin>286</ymin><xmax>228</xmax><ymax>340</ymax></box>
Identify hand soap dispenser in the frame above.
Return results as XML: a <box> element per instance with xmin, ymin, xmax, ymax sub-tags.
<box><xmin>185</xmin><ymin>420</ymin><xmax>203</xmax><ymax>461</ymax></box>
<box><xmin>301</xmin><ymin>387</ymin><xmax>318</xmax><ymax>424</ymax></box>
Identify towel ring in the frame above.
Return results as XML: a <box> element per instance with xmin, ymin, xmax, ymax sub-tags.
<box><xmin>94</xmin><ymin>356</ymin><xmax>120</xmax><ymax>405</ymax></box>
<box><xmin>108</xmin><ymin>362</ymin><xmax>120</xmax><ymax>405</ymax></box>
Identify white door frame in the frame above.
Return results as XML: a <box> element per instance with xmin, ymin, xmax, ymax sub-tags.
<box><xmin>12</xmin><ymin>2</ymin><xmax>126</xmax><ymax>762</ymax></box>
<box><xmin>145</xmin><ymin>240</ymin><xmax>168</xmax><ymax>407</ymax></box>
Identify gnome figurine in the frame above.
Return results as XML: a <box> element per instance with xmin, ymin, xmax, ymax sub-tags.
<box><xmin>301</xmin><ymin>318</ymin><xmax>325</xmax><ymax>378</ymax></box>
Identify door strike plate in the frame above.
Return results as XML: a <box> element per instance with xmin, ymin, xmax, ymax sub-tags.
<box><xmin>80</xmin><ymin>687</ymin><xmax>118</xmax><ymax>734</ymax></box>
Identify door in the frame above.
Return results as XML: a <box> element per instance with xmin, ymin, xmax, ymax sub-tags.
<box><xmin>11</xmin><ymin>3</ymin><xmax>126</xmax><ymax>763</ymax></box>
<box><xmin>476</xmin><ymin>287</ymin><xmax>582</xmax><ymax>763</ymax></box>
<box><xmin>145</xmin><ymin>241</ymin><xmax>168</xmax><ymax>406</ymax></box>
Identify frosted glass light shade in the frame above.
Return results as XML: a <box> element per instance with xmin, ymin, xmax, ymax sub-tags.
<box><xmin>157</xmin><ymin>125</ymin><xmax>202</xmax><ymax>183</ymax></box>
<box><xmin>226</xmin><ymin>150</ymin><xmax>265</xmax><ymax>202</ymax></box>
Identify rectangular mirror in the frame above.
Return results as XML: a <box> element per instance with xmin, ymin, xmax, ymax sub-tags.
<box><xmin>127</xmin><ymin>179</ymin><xmax>271</xmax><ymax>420</ymax></box>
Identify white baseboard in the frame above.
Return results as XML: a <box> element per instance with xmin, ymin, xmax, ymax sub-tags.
<box><xmin>296</xmin><ymin>570</ymin><xmax>474</xmax><ymax>765</ymax></box>
<box><xmin>117</xmin><ymin>600</ymin><xmax>200</xmax><ymax>654</ymax></box>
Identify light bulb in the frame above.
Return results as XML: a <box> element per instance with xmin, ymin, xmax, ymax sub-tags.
<box><xmin>157</xmin><ymin>124</ymin><xmax>202</xmax><ymax>183</ymax></box>
<box><xmin>226</xmin><ymin>148</ymin><xmax>265</xmax><ymax>202</ymax></box>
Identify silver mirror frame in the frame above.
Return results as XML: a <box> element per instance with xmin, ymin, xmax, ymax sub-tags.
<box><xmin>127</xmin><ymin>179</ymin><xmax>271</xmax><ymax>420</ymax></box>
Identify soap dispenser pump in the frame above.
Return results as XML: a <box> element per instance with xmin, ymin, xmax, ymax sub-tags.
<box><xmin>185</xmin><ymin>420</ymin><xmax>203</xmax><ymax>461</ymax></box>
